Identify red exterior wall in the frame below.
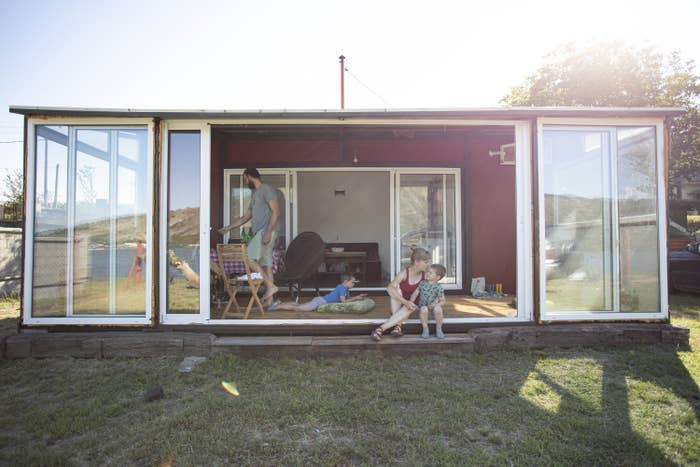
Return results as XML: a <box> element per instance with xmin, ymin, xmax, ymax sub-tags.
<box><xmin>468</xmin><ymin>137</ymin><xmax>517</xmax><ymax>294</ymax></box>
<box><xmin>212</xmin><ymin>130</ymin><xmax>518</xmax><ymax>294</ymax></box>
<box><xmin>223</xmin><ymin>139</ymin><xmax>341</xmax><ymax>164</ymax></box>
<box><xmin>346</xmin><ymin>139</ymin><xmax>465</xmax><ymax>163</ymax></box>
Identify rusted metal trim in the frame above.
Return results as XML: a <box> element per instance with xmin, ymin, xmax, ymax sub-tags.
<box><xmin>151</xmin><ymin>118</ymin><xmax>162</xmax><ymax>327</ymax></box>
<box><xmin>18</xmin><ymin>115</ymin><xmax>28</xmax><ymax>332</ymax></box>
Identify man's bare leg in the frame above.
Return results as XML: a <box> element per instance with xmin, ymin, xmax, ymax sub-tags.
<box><xmin>248</xmin><ymin>260</ymin><xmax>278</xmax><ymax>305</ymax></box>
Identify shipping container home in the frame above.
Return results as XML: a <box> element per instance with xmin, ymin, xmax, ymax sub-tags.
<box><xmin>10</xmin><ymin>106</ymin><xmax>682</xmax><ymax>331</ymax></box>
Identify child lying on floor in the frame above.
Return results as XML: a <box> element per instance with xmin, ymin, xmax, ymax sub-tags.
<box><xmin>268</xmin><ymin>274</ymin><xmax>367</xmax><ymax>312</ymax></box>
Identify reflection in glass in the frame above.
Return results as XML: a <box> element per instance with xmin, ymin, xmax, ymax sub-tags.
<box><xmin>72</xmin><ymin>129</ymin><xmax>149</xmax><ymax>315</ymax></box>
<box><xmin>167</xmin><ymin>132</ymin><xmax>201</xmax><ymax>314</ymax></box>
<box><xmin>31</xmin><ymin>126</ymin><xmax>149</xmax><ymax>317</ymax></box>
<box><xmin>543</xmin><ymin>127</ymin><xmax>660</xmax><ymax>313</ymax></box>
<box><xmin>617</xmin><ymin>127</ymin><xmax>659</xmax><ymax>311</ymax></box>
<box><xmin>543</xmin><ymin>130</ymin><xmax>613</xmax><ymax>311</ymax></box>
<box><xmin>32</xmin><ymin>126</ymin><xmax>69</xmax><ymax>316</ymax></box>
<box><xmin>399</xmin><ymin>173</ymin><xmax>457</xmax><ymax>283</ymax></box>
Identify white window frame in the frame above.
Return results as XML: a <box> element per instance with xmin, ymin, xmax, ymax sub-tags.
<box><xmin>537</xmin><ymin>118</ymin><xmax>668</xmax><ymax>321</ymax></box>
<box><xmin>222</xmin><ymin>168</ymin><xmax>292</xmax><ymax>248</ymax></box>
<box><xmin>23</xmin><ymin>117</ymin><xmax>155</xmax><ymax>326</ymax></box>
<box><xmin>394</xmin><ymin>168</ymin><xmax>462</xmax><ymax>289</ymax></box>
<box><xmin>160</xmin><ymin>121</ymin><xmax>211</xmax><ymax>325</ymax></box>
<box><xmin>205</xmin><ymin>119</ymin><xmax>533</xmax><ymax>325</ymax></box>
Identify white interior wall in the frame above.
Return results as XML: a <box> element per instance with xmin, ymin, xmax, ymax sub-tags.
<box><xmin>297</xmin><ymin>171</ymin><xmax>391</xmax><ymax>280</ymax></box>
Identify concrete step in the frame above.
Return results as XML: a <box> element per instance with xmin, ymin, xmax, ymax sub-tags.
<box><xmin>212</xmin><ymin>334</ymin><xmax>477</xmax><ymax>357</ymax></box>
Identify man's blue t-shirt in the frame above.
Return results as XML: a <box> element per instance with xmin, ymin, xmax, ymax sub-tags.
<box><xmin>322</xmin><ymin>284</ymin><xmax>350</xmax><ymax>303</ymax></box>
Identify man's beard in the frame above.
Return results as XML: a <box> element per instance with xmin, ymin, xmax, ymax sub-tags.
<box><xmin>247</xmin><ymin>181</ymin><xmax>255</xmax><ymax>190</ymax></box>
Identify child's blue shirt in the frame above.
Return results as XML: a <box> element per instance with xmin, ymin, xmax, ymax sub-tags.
<box><xmin>322</xmin><ymin>284</ymin><xmax>350</xmax><ymax>303</ymax></box>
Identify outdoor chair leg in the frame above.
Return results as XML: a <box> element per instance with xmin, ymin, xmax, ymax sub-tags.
<box><xmin>222</xmin><ymin>285</ymin><xmax>241</xmax><ymax>317</ymax></box>
<box><xmin>244</xmin><ymin>281</ymin><xmax>265</xmax><ymax>319</ymax></box>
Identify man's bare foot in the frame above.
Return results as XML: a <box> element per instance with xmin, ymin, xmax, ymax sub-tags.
<box><xmin>261</xmin><ymin>285</ymin><xmax>279</xmax><ymax>304</ymax></box>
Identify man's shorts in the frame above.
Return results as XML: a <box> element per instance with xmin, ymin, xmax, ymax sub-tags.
<box><xmin>247</xmin><ymin>229</ymin><xmax>278</xmax><ymax>268</ymax></box>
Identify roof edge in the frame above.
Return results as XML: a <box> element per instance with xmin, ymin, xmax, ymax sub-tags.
<box><xmin>8</xmin><ymin>105</ymin><xmax>686</xmax><ymax>119</ymax></box>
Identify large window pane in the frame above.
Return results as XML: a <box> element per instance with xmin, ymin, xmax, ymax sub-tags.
<box><xmin>167</xmin><ymin>132</ymin><xmax>201</xmax><ymax>314</ymax></box>
<box><xmin>617</xmin><ymin>127</ymin><xmax>659</xmax><ymax>311</ymax></box>
<box><xmin>115</xmin><ymin>130</ymin><xmax>149</xmax><ymax>314</ymax></box>
<box><xmin>542</xmin><ymin>126</ymin><xmax>661</xmax><ymax>314</ymax></box>
<box><xmin>32</xmin><ymin>126</ymin><xmax>69</xmax><ymax>316</ymax></box>
<box><xmin>31</xmin><ymin>126</ymin><xmax>148</xmax><ymax>318</ymax></box>
<box><xmin>227</xmin><ymin>172</ymin><xmax>289</xmax><ymax>249</ymax></box>
<box><xmin>399</xmin><ymin>173</ymin><xmax>457</xmax><ymax>284</ymax></box>
<box><xmin>543</xmin><ymin>130</ymin><xmax>614</xmax><ymax>311</ymax></box>
<box><xmin>73</xmin><ymin>129</ymin><xmax>148</xmax><ymax>315</ymax></box>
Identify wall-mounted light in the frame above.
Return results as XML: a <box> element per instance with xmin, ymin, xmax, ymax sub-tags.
<box><xmin>488</xmin><ymin>142</ymin><xmax>516</xmax><ymax>165</ymax></box>
<box><xmin>352</xmin><ymin>150</ymin><xmax>359</xmax><ymax>164</ymax></box>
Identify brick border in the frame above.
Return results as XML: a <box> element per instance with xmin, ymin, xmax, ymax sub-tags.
<box><xmin>1</xmin><ymin>323</ymin><xmax>689</xmax><ymax>359</ymax></box>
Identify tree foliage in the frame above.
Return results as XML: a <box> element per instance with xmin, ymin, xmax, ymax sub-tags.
<box><xmin>1</xmin><ymin>169</ymin><xmax>23</xmax><ymax>205</ymax></box>
<box><xmin>501</xmin><ymin>42</ymin><xmax>700</xmax><ymax>183</ymax></box>
<box><xmin>1</xmin><ymin>169</ymin><xmax>23</xmax><ymax>222</ymax></box>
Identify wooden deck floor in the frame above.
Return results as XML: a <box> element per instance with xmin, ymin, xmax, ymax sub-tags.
<box><xmin>211</xmin><ymin>294</ymin><xmax>517</xmax><ymax>320</ymax></box>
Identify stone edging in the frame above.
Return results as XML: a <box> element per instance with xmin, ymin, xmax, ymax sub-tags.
<box><xmin>1</xmin><ymin>323</ymin><xmax>690</xmax><ymax>359</ymax></box>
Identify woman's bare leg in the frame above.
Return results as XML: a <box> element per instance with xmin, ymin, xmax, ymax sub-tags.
<box><xmin>379</xmin><ymin>305</ymin><xmax>413</xmax><ymax>332</ymax></box>
<box><xmin>390</xmin><ymin>296</ymin><xmax>402</xmax><ymax>316</ymax></box>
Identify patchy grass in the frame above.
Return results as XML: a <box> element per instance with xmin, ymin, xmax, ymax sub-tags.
<box><xmin>0</xmin><ymin>296</ymin><xmax>19</xmax><ymax>332</ymax></box>
<box><xmin>0</xmin><ymin>322</ymin><xmax>699</xmax><ymax>464</ymax></box>
<box><xmin>670</xmin><ymin>292</ymin><xmax>700</xmax><ymax>320</ymax></box>
<box><xmin>0</xmin><ymin>293</ymin><xmax>698</xmax><ymax>464</ymax></box>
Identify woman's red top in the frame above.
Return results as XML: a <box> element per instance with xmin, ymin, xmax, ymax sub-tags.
<box><xmin>399</xmin><ymin>268</ymin><xmax>425</xmax><ymax>304</ymax></box>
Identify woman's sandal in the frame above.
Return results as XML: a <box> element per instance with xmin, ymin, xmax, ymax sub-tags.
<box><xmin>390</xmin><ymin>325</ymin><xmax>403</xmax><ymax>337</ymax></box>
<box><xmin>370</xmin><ymin>327</ymin><xmax>384</xmax><ymax>341</ymax></box>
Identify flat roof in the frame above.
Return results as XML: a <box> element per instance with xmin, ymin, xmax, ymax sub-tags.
<box><xmin>8</xmin><ymin>105</ymin><xmax>685</xmax><ymax>120</ymax></box>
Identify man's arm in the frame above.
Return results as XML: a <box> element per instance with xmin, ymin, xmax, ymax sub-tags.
<box><xmin>262</xmin><ymin>197</ymin><xmax>280</xmax><ymax>245</ymax></box>
<box><xmin>218</xmin><ymin>211</ymin><xmax>252</xmax><ymax>236</ymax></box>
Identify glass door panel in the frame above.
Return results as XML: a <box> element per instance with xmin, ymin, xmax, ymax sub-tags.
<box><xmin>616</xmin><ymin>127</ymin><xmax>659</xmax><ymax>311</ymax></box>
<box><xmin>397</xmin><ymin>172</ymin><xmax>458</xmax><ymax>284</ymax></box>
<box><xmin>542</xmin><ymin>130</ymin><xmax>614</xmax><ymax>311</ymax></box>
<box><xmin>32</xmin><ymin>126</ymin><xmax>69</xmax><ymax>316</ymax></box>
<box><xmin>166</xmin><ymin>132</ymin><xmax>201</xmax><ymax>314</ymax></box>
<box><xmin>225</xmin><ymin>170</ymin><xmax>290</xmax><ymax>249</ymax></box>
<box><xmin>72</xmin><ymin>129</ymin><xmax>149</xmax><ymax>315</ymax></box>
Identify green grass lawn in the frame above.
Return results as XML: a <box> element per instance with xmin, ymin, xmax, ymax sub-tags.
<box><xmin>0</xmin><ymin>295</ymin><xmax>698</xmax><ymax>465</ymax></box>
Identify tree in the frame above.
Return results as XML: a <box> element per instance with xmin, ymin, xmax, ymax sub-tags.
<box><xmin>1</xmin><ymin>169</ymin><xmax>23</xmax><ymax>221</ymax></box>
<box><xmin>501</xmin><ymin>41</ymin><xmax>700</xmax><ymax>184</ymax></box>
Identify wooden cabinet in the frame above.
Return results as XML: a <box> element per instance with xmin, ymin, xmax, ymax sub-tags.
<box><xmin>317</xmin><ymin>242</ymin><xmax>383</xmax><ymax>286</ymax></box>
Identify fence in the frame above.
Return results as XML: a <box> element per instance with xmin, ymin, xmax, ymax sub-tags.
<box><xmin>0</xmin><ymin>227</ymin><xmax>22</xmax><ymax>296</ymax></box>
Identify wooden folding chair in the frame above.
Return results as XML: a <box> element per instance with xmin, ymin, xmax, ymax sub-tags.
<box><xmin>215</xmin><ymin>243</ymin><xmax>265</xmax><ymax>319</ymax></box>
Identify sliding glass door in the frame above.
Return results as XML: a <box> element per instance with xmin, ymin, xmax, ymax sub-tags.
<box><xmin>223</xmin><ymin>169</ymin><xmax>291</xmax><ymax>249</ymax></box>
<box><xmin>160</xmin><ymin>123</ymin><xmax>210</xmax><ymax>323</ymax></box>
<box><xmin>27</xmin><ymin>124</ymin><xmax>152</xmax><ymax>323</ymax></box>
<box><xmin>540</xmin><ymin>125</ymin><xmax>663</xmax><ymax>318</ymax></box>
<box><xmin>395</xmin><ymin>170</ymin><xmax>460</xmax><ymax>286</ymax></box>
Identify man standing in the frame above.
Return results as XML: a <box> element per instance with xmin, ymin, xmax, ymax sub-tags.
<box><xmin>218</xmin><ymin>168</ymin><xmax>281</xmax><ymax>305</ymax></box>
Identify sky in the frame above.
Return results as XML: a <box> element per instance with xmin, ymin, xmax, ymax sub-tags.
<box><xmin>1</xmin><ymin>0</ymin><xmax>699</xmax><ymax>186</ymax></box>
